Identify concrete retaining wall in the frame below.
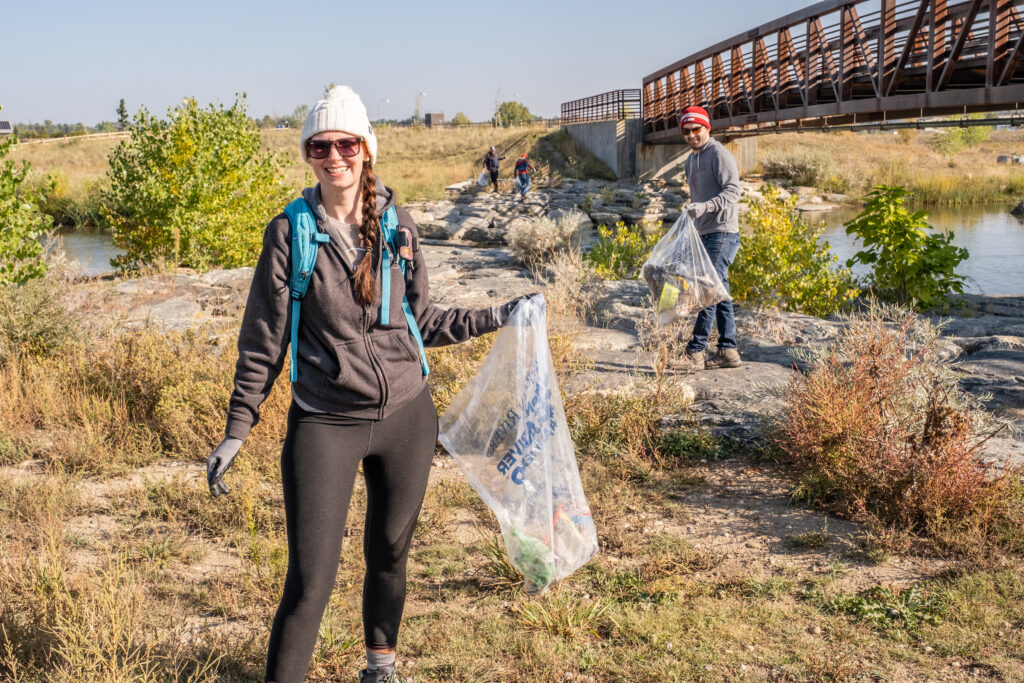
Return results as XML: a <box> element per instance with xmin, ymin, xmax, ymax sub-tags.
<box><xmin>564</xmin><ymin>120</ymin><xmax>642</xmax><ymax>178</ymax></box>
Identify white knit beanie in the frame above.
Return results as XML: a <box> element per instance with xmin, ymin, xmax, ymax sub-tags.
<box><xmin>300</xmin><ymin>85</ymin><xmax>378</xmax><ymax>164</ymax></box>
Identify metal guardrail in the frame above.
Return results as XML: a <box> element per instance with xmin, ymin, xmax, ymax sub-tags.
<box><xmin>643</xmin><ymin>0</ymin><xmax>1024</xmax><ymax>141</ymax></box>
<box><xmin>561</xmin><ymin>90</ymin><xmax>642</xmax><ymax>124</ymax></box>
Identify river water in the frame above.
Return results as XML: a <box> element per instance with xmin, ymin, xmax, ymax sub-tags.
<box><xmin>55</xmin><ymin>206</ymin><xmax>1024</xmax><ymax>294</ymax></box>
<box><xmin>817</xmin><ymin>205</ymin><xmax>1024</xmax><ymax>296</ymax></box>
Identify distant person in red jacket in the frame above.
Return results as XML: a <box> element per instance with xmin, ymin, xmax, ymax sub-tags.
<box><xmin>513</xmin><ymin>153</ymin><xmax>534</xmax><ymax>200</ymax></box>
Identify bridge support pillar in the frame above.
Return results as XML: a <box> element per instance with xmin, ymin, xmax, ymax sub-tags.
<box><xmin>635</xmin><ymin>137</ymin><xmax>757</xmax><ymax>181</ymax></box>
<box><xmin>564</xmin><ymin>122</ymin><xmax>757</xmax><ymax>182</ymax></box>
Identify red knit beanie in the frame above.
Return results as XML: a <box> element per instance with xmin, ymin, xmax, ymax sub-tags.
<box><xmin>680</xmin><ymin>106</ymin><xmax>711</xmax><ymax>131</ymax></box>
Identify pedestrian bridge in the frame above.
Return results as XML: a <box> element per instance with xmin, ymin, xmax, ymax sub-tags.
<box><xmin>642</xmin><ymin>0</ymin><xmax>1024</xmax><ymax>142</ymax></box>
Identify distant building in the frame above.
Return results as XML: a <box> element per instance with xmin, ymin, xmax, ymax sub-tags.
<box><xmin>0</xmin><ymin>121</ymin><xmax>12</xmax><ymax>136</ymax></box>
<box><xmin>424</xmin><ymin>112</ymin><xmax>444</xmax><ymax>127</ymax></box>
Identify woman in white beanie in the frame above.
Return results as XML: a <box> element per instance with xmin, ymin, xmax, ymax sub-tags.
<box><xmin>206</xmin><ymin>85</ymin><xmax>528</xmax><ymax>683</ymax></box>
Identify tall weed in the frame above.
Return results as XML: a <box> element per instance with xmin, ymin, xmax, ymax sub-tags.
<box><xmin>774</xmin><ymin>300</ymin><xmax>1023</xmax><ymax>553</ymax></box>
<box><xmin>0</xmin><ymin>278</ymin><xmax>78</xmax><ymax>366</ymax></box>
<box><xmin>506</xmin><ymin>209</ymin><xmax>589</xmax><ymax>266</ymax></box>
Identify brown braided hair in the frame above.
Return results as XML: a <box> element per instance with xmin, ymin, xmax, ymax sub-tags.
<box><xmin>353</xmin><ymin>158</ymin><xmax>380</xmax><ymax>305</ymax></box>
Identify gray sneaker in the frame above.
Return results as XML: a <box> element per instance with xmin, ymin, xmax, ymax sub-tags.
<box><xmin>671</xmin><ymin>349</ymin><xmax>706</xmax><ymax>372</ymax></box>
<box><xmin>705</xmin><ymin>347</ymin><xmax>742</xmax><ymax>369</ymax></box>
<box><xmin>360</xmin><ymin>669</ymin><xmax>411</xmax><ymax>683</ymax></box>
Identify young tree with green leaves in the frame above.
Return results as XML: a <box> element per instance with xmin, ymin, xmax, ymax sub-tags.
<box><xmin>0</xmin><ymin>107</ymin><xmax>52</xmax><ymax>285</ymax></box>
<box><xmin>494</xmin><ymin>101</ymin><xmax>533</xmax><ymax>127</ymax></box>
<box><xmin>844</xmin><ymin>185</ymin><xmax>968</xmax><ymax>308</ymax></box>
<box><xmin>101</xmin><ymin>95</ymin><xmax>293</xmax><ymax>272</ymax></box>
<box><xmin>731</xmin><ymin>184</ymin><xmax>859</xmax><ymax>317</ymax></box>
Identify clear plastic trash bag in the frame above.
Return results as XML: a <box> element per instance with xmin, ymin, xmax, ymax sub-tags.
<box><xmin>477</xmin><ymin>170</ymin><xmax>489</xmax><ymax>187</ymax></box>
<box><xmin>640</xmin><ymin>213</ymin><xmax>730</xmax><ymax>325</ymax></box>
<box><xmin>513</xmin><ymin>176</ymin><xmax>522</xmax><ymax>192</ymax></box>
<box><xmin>438</xmin><ymin>294</ymin><xmax>598</xmax><ymax>594</ymax></box>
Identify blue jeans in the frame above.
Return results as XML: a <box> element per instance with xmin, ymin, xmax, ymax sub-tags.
<box><xmin>686</xmin><ymin>231</ymin><xmax>740</xmax><ymax>353</ymax></box>
<box><xmin>518</xmin><ymin>173</ymin><xmax>531</xmax><ymax>197</ymax></box>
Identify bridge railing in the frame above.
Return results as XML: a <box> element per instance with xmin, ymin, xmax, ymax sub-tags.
<box><xmin>643</xmin><ymin>0</ymin><xmax>1024</xmax><ymax>141</ymax></box>
<box><xmin>561</xmin><ymin>90</ymin><xmax>642</xmax><ymax>124</ymax></box>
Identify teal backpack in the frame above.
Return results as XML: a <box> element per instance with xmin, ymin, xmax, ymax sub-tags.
<box><xmin>283</xmin><ymin>198</ymin><xmax>429</xmax><ymax>383</ymax></box>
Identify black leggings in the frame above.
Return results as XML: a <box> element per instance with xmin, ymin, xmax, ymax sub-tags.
<box><xmin>265</xmin><ymin>386</ymin><xmax>438</xmax><ymax>683</ymax></box>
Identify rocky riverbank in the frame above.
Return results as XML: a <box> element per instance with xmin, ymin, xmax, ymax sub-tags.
<box><xmin>69</xmin><ymin>180</ymin><xmax>1023</xmax><ymax>469</ymax></box>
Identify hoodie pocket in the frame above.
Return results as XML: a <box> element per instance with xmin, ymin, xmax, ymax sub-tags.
<box><xmin>322</xmin><ymin>337</ymin><xmax>376</xmax><ymax>399</ymax></box>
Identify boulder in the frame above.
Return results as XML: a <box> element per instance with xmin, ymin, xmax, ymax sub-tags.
<box><xmin>461</xmin><ymin>225</ymin><xmax>507</xmax><ymax>244</ymax></box>
<box><xmin>589</xmin><ymin>212</ymin><xmax>621</xmax><ymax>228</ymax></box>
<box><xmin>417</xmin><ymin>220</ymin><xmax>461</xmax><ymax>240</ymax></box>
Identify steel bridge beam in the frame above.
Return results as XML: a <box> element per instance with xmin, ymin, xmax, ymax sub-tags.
<box><xmin>643</xmin><ymin>0</ymin><xmax>1024</xmax><ymax>142</ymax></box>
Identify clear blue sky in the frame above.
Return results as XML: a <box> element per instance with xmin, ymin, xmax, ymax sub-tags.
<box><xmin>3</xmin><ymin>0</ymin><xmax>813</xmax><ymax>126</ymax></box>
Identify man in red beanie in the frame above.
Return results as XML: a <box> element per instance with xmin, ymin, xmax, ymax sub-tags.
<box><xmin>676</xmin><ymin>105</ymin><xmax>743</xmax><ymax>371</ymax></box>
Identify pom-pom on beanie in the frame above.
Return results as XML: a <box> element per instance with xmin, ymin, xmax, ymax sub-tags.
<box><xmin>300</xmin><ymin>85</ymin><xmax>378</xmax><ymax>164</ymax></box>
<box><xmin>680</xmin><ymin>105</ymin><xmax>711</xmax><ymax>131</ymax></box>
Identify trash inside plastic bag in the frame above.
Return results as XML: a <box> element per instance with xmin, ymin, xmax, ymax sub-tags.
<box><xmin>438</xmin><ymin>294</ymin><xmax>598</xmax><ymax>594</ymax></box>
<box><xmin>477</xmin><ymin>170</ymin><xmax>489</xmax><ymax>188</ymax></box>
<box><xmin>640</xmin><ymin>214</ymin><xmax>730</xmax><ymax>325</ymax></box>
<box><xmin>513</xmin><ymin>176</ymin><xmax>522</xmax><ymax>192</ymax></box>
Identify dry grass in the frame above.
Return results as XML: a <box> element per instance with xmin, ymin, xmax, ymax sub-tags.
<box><xmin>1</xmin><ymin>140</ymin><xmax>1023</xmax><ymax>680</ymax></box>
<box><xmin>758</xmin><ymin>128</ymin><xmax>1024</xmax><ymax>205</ymax></box>
<box><xmin>12</xmin><ymin>125</ymin><xmax>591</xmax><ymax>227</ymax></box>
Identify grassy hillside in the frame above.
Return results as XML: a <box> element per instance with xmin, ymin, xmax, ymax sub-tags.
<box><xmin>12</xmin><ymin>125</ymin><xmax>613</xmax><ymax>226</ymax></box>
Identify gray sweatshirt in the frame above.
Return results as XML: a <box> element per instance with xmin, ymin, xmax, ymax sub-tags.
<box><xmin>684</xmin><ymin>138</ymin><xmax>741</xmax><ymax>236</ymax></box>
<box><xmin>224</xmin><ymin>182</ymin><xmax>500</xmax><ymax>440</ymax></box>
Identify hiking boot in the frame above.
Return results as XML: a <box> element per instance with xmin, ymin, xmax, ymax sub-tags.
<box><xmin>360</xmin><ymin>669</ymin><xmax>411</xmax><ymax>683</ymax></box>
<box><xmin>671</xmin><ymin>349</ymin><xmax>705</xmax><ymax>372</ymax></box>
<box><xmin>705</xmin><ymin>347</ymin><xmax>742</xmax><ymax>369</ymax></box>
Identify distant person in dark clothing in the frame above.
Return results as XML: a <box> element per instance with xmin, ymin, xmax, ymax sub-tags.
<box><xmin>483</xmin><ymin>146</ymin><xmax>504</xmax><ymax>192</ymax></box>
<box><xmin>513</xmin><ymin>153</ymin><xmax>534</xmax><ymax>199</ymax></box>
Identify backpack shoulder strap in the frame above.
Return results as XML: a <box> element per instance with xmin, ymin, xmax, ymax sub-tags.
<box><xmin>283</xmin><ymin>198</ymin><xmax>329</xmax><ymax>383</ymax></box>
<box><xmin>379</xmin><ymin>205</ymin><xmax>429</xmax><ymax>375</ymax></box>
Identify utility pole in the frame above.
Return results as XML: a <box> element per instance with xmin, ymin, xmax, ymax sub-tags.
<box><xmin>414</xmin><ymin>91</ymin><xmax>427</xmax><ymax>124</ymax></box>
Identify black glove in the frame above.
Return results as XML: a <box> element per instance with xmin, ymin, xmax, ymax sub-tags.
<box><xmin>207</xmin><ymin>437</ymin><xmax>243</xmax><ymax>498</ymax></box>
<box><xmin>495</xmin><ymin>294</ymin><xmax>536</xmax><ymax>326</ymax></box>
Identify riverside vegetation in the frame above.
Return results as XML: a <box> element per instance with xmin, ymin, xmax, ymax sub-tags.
<box><xmin>0</xmin><ymin>97</ymin><xmax>1022</xmax><ymax>680</ymax></box>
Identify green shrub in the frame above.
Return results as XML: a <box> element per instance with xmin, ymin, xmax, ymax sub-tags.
<box><xmin>0</xmin><ymin>123</ymin><xmax>52</xmax><ymax>285</ymax></box>
<box><xmin>584</xmin><ymin>221</ymin><xmax>663</xmax><ymax>280</ymax></box>
<box><xmin>101</xmin><ymin>95</ymin><xmax>292</xmax><ymax>272</ymax></box>
<box><xmin>844</xmin><ymin>185</ymin><xmax>968</xmax><ymax>309</ymax></box>
<box><xmin>927</xmin><ymin>116</ymin><xmax>993</xmax><ymax>156</ymax></box>
<box><xmin>731</xmin><ymin>185</ymin><xmax>859</xmax><ymax>316</ymax></box>
<box><xmin>0</xmin><ymin>277</ymin><xmax>78</xmax><ymax>365</ymax></box>
<box><xmin>38</xmin><ymin>171</ymin><xmax>104</xmax><ymax>229</ymax></box>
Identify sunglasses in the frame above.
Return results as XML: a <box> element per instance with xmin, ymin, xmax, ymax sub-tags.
<box><xmin>306</xmin><ymin>137</ymin><xmax>364</xmax><ymax>159</ymax></box>
<box><xmin>681</xmin><ymin>127</ymin><xmax>705</xmax><ymax>136</ymax></box>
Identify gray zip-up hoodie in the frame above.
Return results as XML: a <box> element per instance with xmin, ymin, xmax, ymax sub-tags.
<box><xmin>224</xmin><ymin>182</ymin><xmax>500</xmax><ymax>440</ymax></box>
<box><xmin>684</xmin><ymin>137</ymin><xmax>741</xmax><ymax>236</ymax></box>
